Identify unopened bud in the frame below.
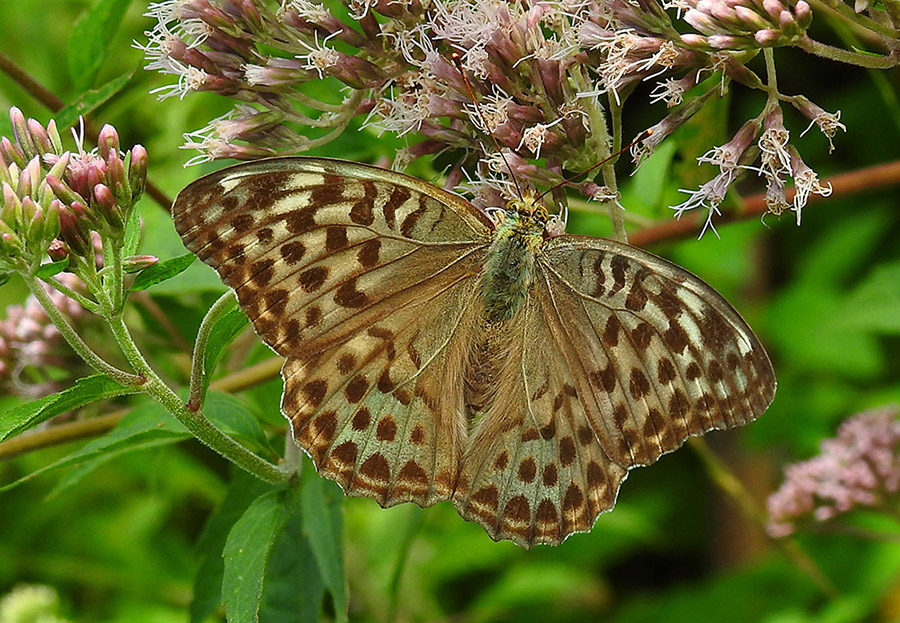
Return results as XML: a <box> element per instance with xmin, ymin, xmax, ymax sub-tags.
<box><xmin>45</xmin><ymin>174</ymin><xmax>86</xmax><ymax>207</ymax></box>
<box><xmin>69</xmin><ymin>200</ymin><xmax>95</xmax><ymax>225</ymax></box>
<box><xmin>97</xmin><ymin>124</ymin><xmax>120</xmax><ymax>161</ymax></box>
<box><xmin>26</xmin><ymin>206</ymin><xmax>45</xmax><ymax>247</ymax></box>
<box><xmin>46</xmin><ymin>120</ymin><xmax>63</xmax><ymax>154</ymax></box>
<box><xmin>44</xmin><ymin>199</ymin><xmax>61</xmax><ymax>241</ymax></box>
<box><xmin>106</xmin><ymin>150</ymin><xmax>130</xmax><ymax>206</ymax></box>
<box><xmin>9</xmin><ymin>107</ymin><xmax>37</xmax><ymax>160</ymax></box>
<box><xmin>127</xmin><ymin>145</ymin><xmax>148</xmax><ymax>200</ymax></box>
<box><xmin>123</xmin><ymin>254</ymin><xmax>159</xmax><ymax>272</ymax></box>
<box><xmin>1</xmin><ymin>231</ymin><xmax>24</xmax><ymax>255</ymax></box>
<box><xmin>16</xmin><ymin>156</ymin><xmax>42</xmax><ymax>199</ymax></box>
<box><xmin>58</xmin><ymin>206</ymin><xmax>92</xmax><ymax>257</ymax></box>
<box><xmin>2</xmin><ymin>182</ymin><xmax>21</xmax><ymax>225</ymax></box>
<box><xmin>92</xmin><ymin>183</ymin><xmax>124</xmax><ymax>229</ymax></box>
<box><xmin>27</xmin><ymin>118</ymin><xmax>55</xmax><ymax>155</ymax></box>
<box><xmin>0</xmin><ymin>137</ymin><xmax>26</xmax><ymax>168</ymax></box>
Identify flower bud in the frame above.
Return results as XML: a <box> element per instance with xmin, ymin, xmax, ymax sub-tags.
<box><xmin>58</xmin><ymin>206</ymin><xmax>92</xmax><ymax>257</ymax></box>
<box><xmin>123</xmin><ymin>254</ymin><xmax>159</xmax><ymax>272</ymax></box>
<box><xmin>92</xmin><ymin>183</ymin><xmax>125</xmax><ymax>229</ymax></box>
<box><xmin>44</xmin><ymin>174</ymin><xmax>87</xmax><ymax>207</ymax></box>
<box><xmin>2</xmin><ymin>182</ymin><xmax>22</xmax><ymax>226</ymax></box>
<box><xmin>43</xmin><ymin>199</ymin><xmax>61</xmax><ymax>241</ymax></box>
<box><xmin>25</xmin><ymin>205</ymin><xmax>45</xmax><ymax>247</ymax></box>
<box><xmin>1</xmin><ymin>231</ymin><xmax>24</xmax><ymax>256</ymax></box>
<box><xmin>9</xmin><ymin>107</ymin><xmax>38</xmax><ymax>160</ymax></box>
<box><xmin>106</xmin><ymin>150</ymin><xmax>131</xmax><ymax>207</ymax></box>
<box><xmin>46</xmin><ymin>119</ymin><xmax>63</xmax><ymax>154</ymax></box>
<box><xmin>0</xmin><ymin>137</ymin><xmax>26</xmax><ymax>169</ymax></box>
<box><xmin>97</xmin><ymin>124</ymin><xmax>120</xmax><ymax>161</ymax></box>
<box><xmin>69</xmin><ymin>200</ymin><xmax>96</xmax><ymax>226</ymax></box>
<box><xmin>127</xmin><ymin>145</ymin><xmax>148</xmax><ymax>200</ymax></box>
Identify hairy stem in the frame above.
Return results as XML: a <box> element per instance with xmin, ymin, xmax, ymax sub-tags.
<box><xmin>796</xmin><ymin>35</ymin><xmax>900</xmax><ymax>68</ymax></box>
<box><xmin>24</xmin><ymin>276</ymin><xmax>142</xmax><ymax>386</ymax></box>
<box><xmin>105</xmin><ymin>312</ymin><xmax>288</xmax><ymax>484</ymax></box>
<box><xmin>0</xmin><ymin>357</ymin><xmax>285</xmax><ymax>461</ymax></box>
<box><xmin>188</xmin><ymin>290</ymin><xmax>238</xmax><ymax>411</ymax></box>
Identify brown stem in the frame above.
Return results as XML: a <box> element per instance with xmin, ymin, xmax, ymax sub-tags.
<box><xmin>0</xmin><ymin>50</ymin><xmax>173</xmax><ymax>211</ymax></box>
<box><xmin>0</xmin><ymin>357</ymin><xmax>283</xmax><ymax>460</ymax></box>
<box><xmin>630</xmin><ymin>160</ymin><xmax>900</xmax><ymax>247</ymax></box>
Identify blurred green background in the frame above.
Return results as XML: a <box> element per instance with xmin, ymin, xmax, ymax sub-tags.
<box><xmin>2</xmin><ymin>0</ymin><xmax>900</xmax><ymax>621</ymax></box>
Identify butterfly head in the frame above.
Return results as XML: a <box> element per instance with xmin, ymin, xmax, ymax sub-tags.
<box><xmin>490</xmin><ymin>190</ymin><xmax>567</xmax><ymax>240</ymax></box>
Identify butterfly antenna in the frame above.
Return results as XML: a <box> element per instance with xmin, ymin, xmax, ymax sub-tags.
<box><xmin>534</xmin><ymin>129</ymin><xmax>654</xmax><ymax>203</ymax></box>
<box><xmin>450</xmin><ymin>52</ymin><xmax>524</xmax><ymax>201</ymax></box>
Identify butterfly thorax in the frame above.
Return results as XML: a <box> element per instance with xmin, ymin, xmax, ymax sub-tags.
<box><xmin>481</xmin><ymin>200</ymin><xmax>555</xmax><ymax>324</ymax></box>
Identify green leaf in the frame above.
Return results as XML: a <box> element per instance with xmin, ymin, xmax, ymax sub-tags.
<box><xmin>130</xmin><ymin>253</ymin><xmax>197</xmax><ymax>291</ymax></box>
<box><xmin>301</xmin><ymin>467</ymin><xmax>348</xmax><ymax>623</ymax></box>
<box><xmin>629</xmin><ymin>140</ymin><xmax>677</xmax><ymax>213</ymax></box>
<box><xmin>261</xmin><ymin>488</ymin><xmax>326</xmax><ymax>623</ymax></box>
<box><xmin>123</xmin><ymin>201</ymin><xmax>143</xmax><ymax>256</ymax></box>
<box><xmin>35</xmin><ymin>257</ymin><xmax>70</xmax><ymax>279</ymax></box>
<box><xmin>0</xmin><ymin>374</ymin><xmax>134</xmax><ymax>442</ymax></box>
<box><xmin>203</xmin><ymin>303</ymin><xmax>250</xmax><ymax>389</ymax></box>
<box><xmin>1</xmin><ymin>402</ymin><xmax>189</xmax><ymax>493</ymax></box>
<box><xmin>838</xmin><ymin>260</ymin><xmax>900</xmax><ymax>334</ymax></box>
<box><xmin>192</xmin><ymin>471</ymin><xmax>276</xmax><ymax>623</ymax></box>
<box><xmin>203</xmin><ymin>392</ymin><xmax>274</xmax><ymax>458</ymax></box>
<box><xmin>222</xmin><ymin>490</ymin><xmax>288</xmax><ymax>623</ymax></box>
<box><xmin>67</xmin><ymin>0</ymin><xmax>133</xmax><ymax>89</ymax></box>
<box><xmin>54</xmin><ymin>71</ymin><xmax>133</xmax><ymax>130</ymax></box>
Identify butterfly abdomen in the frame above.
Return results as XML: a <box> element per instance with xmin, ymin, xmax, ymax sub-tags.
<box><xmin>481</xmin><ymin>213</ymin><xmax>544</xmax><ymax>323</ymax></box>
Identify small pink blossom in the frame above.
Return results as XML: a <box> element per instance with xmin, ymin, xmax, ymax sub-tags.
<box><xmin>767</xmin><ymin>406</ymin><xmax>900</xmax><ymax>538</ymax></box>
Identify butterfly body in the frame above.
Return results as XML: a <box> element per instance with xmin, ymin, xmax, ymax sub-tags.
<box><xmin>173</xmin><ymin>157</ymin><xmax>776</xmax><ymax>548</ymax></box>
<box><xmin>481</xmin><ymin>205</ymin><xmax>549</xmax><ymax>322</ymax></box>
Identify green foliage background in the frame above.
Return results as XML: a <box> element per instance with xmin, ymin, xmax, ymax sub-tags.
<box><xmin>2</xmin><ymin>0</ymin><xmax>900</xmax><ymax>621</ymax></box>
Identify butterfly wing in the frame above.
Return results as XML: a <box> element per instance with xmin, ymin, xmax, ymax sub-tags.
<box><xmin>453</xmin><ymin>300</ymin><xmax>629</xmax><ymax>547</ymax></box>
<box><xmin>453</xmin><ymin>235</ymin><xmax>775</xmax><ymax>547</ymax></box>
<box><xmin>173</xmin><ymin>157</ymin><xmax>493</xmax><ymax>508</ymax></box>
<box><xmin>534</xmin><ymin>235</ymin><xmax>776</xmax><ymax>469</ymax></box>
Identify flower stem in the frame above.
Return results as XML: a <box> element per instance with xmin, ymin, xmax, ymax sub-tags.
<box><xmin>24</xmin><ymin>276</ymin><xmax>141</xmax><ymax>386</ymax></box>
<box><xmin>0</xmin><ymin>356</ymin><xmax>285</xmax><ymax>461</ymax></box>
<box><xmin>796</xmin><ymin>36</ymin><xmax>900</xmax><ymax>68</ymax></box>
<box><xmin>42</xmin><ymin>276</ymin><xmax>102</xmax><ymax>314</ymax></box>
<box><xmin>604</xmin><ymin>100</ymin><xmax>627</xmax><ymax>243</ymax></box>
<box><xmin>104</xmin><ymin>312</ymin><xmax>289</xmax><ymax>484</ymax></box>
<box><xmin>688</xmin><ymin>438</ymin><xmax>838</xmax><ymax>597</ymax></box>
<box><xmin>188</xmin><ymin>290</ymin><xmax>238</xmax><ymax>411</ymax></box>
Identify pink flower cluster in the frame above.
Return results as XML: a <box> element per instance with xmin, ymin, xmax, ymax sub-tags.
<box><xmin>767</xmin><ymin>406</ymin><xmax>900</xmax><ymax>537</ymax></box>
<box><xmin>0</xmin><ymin>274</ymin><xmax>88</xmax><ymax>398</ymax></box>
<box><xmin>140</xmin><ymin>0</ymin><xmax>884</xmax><ymax>228</ymax></box>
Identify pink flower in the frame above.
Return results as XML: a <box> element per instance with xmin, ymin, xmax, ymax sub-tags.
<box><xmin>767</xmin><ymin>406</ymin><xmax>900</xmax><ymax>537</ymax></box>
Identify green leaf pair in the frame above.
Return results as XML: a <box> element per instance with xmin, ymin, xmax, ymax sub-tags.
<box><xmin>195</xmin><ymin>465</ymin><xmax>348</xmax><ymax>623</ymax></box>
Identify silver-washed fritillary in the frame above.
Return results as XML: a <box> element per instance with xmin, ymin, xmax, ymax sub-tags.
<box><xmin>172</xmin><ymin>157</ymin><xmax>776</xmax><ymax>548</ymax></box>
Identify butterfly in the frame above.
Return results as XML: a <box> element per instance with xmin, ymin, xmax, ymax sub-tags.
<box><xmin>172</xmin><ymin>157</ymin><xmax>776</xmax><ymax>548</ymax></box>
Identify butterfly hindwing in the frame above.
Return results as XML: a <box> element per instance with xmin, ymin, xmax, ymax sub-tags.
<box><xmin>453</xmin><ymin>300</ymin><xmax>628</xmax><ymax>548</ymax></box>
<box><xmin>535</xmin><ymin>236</ymin><xmax>776</xmax><ymax>469</ymax></box>
<box><xmin>173</xmin><ymin>157</ymin><xmax>492</xmax><ymax>508</ymax></box>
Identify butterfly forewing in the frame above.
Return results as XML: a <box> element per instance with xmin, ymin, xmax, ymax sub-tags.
<box><xmin>172</xmin><ymin>158</ymin><xmax>492</xmax><ymax>507</ymax></box>
<box><xmin>535</xmin><ymin>236</ymin><xmax>776</xmax><ymax>469</ymax></box>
